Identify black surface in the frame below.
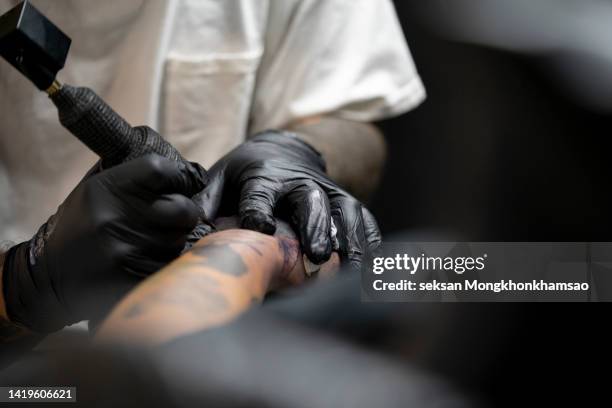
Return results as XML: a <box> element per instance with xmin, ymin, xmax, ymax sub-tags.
<box><xmin>0</xmin><ymin>0</ymin><xmax>70</xmax><ymax>90</ymax></box>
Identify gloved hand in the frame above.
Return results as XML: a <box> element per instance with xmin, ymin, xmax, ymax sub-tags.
<box><xmin>2</xmin><ymin>155</ymin><xmax>206</xmax><ymax>333</ymax></box>
<box><xmin>193</xmin><ymin>130</ymin><xmax>382</xmax><ymax>270</ymax></box>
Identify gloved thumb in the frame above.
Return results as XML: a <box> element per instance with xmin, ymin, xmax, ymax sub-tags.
<box><xmin>107</xmin><ymin>154</ymin><xmax>207</xmax><ymax>197</ymax></box>
<box><xmin>192</xmin><ymin>164</ymin><xmax>225</xmax><ymax>223</ymax></box>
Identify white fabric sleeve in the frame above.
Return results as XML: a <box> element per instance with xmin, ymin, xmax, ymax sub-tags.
<box><xmin>249</xmin><ymin>0</ymin><xmax>426</xmax><ymax>132</ymax></box>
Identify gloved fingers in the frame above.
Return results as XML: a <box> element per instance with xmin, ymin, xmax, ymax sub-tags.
<box><xmin>184</xmin><ymin>161</ymin><xmax>209</xmax><ymax>195</ymax></box>
<box><xmin>285</xmin><ymin>182</ymin><xmax>332</xmax><ymax>264</ymax></box>
<box><xmin>330</xmin><ymin>197</ymin><xmax>366</xmax><ymax>272</ymax></box>
<box><xmin>238</xmin><ymin>178</ymin><xmax>279</xmax><ymax>235</ymax></box>
<box><xmin>361</xmin><ymin>207</ymin><xmax>382</xmax><ymax>255</ymax></box>
<box><xmin>146</xmin><ymin>193</ymin><xmax>202</xmax><ymax>231</ymax></box>
<box><xmin>121</xmin><ymin>250</ymin><xmax>171</xmax><ymax>278</ymax></box>
<box><xmin>160</xmin><ymin>160</ymin><xmax>207</xmax><ymax>196</ymax></box>
<box><xmin>145</xmin><ymin>233</ymin><xmax>188</xmax><ymax>261</ymax></box>
<box><xmin>124</xmin><ymin>230</ymin><xmax>193</xmax><ymax>276</ymax></box>
<box><xmin>109</xmin><ymin>154</ymin><xmax>207</xmax><ymax>197</ymax></box>
<box><xmin>192</xmin><ymin>167</ymin><xmax>224</xmax><ymax>223</ymax></box>
<box><xmin>111</xmin><ymin>223</ymin><xmax>188</xmax><ymax>262</ymax></box>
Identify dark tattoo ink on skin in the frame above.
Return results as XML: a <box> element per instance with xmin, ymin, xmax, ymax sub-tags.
<box><xmin>119</xmin><ymin>237</ymin><xmax>267</xmax><ymax>321</ymax></box>
<box><xmin>123</xmin><ymin>303</ymin><xmax>144</xmax><ymax>319</ymax></box>
<box><xmin>190</xmin><ymin>242</ymin><xmax>248</xmax><ymax>276</ymax></box>
<box><xmin>277</xmin><ymin>236</ymin><xmax>299</xmax><ymax>274</ymax></box>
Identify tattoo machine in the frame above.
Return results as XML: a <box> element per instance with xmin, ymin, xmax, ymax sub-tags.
<box><xmin>0</xmin><ymin>0</ymin><xmax>188</xmax><ymax>168</ymax></box>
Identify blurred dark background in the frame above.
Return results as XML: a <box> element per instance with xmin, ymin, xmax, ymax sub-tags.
<box><xmin>374</xmin><ymin>1</ymin><xmax>612</xmax><ymax>242</ymax></box>
<box><xmin>371</xmin><ymin>2</ymin><xmax>612</xmax><ymax>406</ymax></box>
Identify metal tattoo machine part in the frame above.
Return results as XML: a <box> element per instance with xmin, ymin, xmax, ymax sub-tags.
<box><xmin>0</xmin><ymin>0</ymin><xmax>188</xmax><ymax>168</ymax></box>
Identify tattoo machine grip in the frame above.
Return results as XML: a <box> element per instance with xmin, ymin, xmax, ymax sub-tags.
<box><xmin>50</xmin><ymin>85</ymin><xmax>185</xmax><ymax>168</ymax></box>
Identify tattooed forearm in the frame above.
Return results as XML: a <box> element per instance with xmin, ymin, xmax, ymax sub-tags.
<box><xmin>95</xmin><ymin>229</ymin><xmax>290</xmax><ymax>345</ymax></box>
<box><xmin>286</xmin><ymin>116</ymin><xmax>386</xmax><ymax>202</ymax></box>
<box><xmin>95</xmin><ymin>219</ymin><xmax>340</xmax><ymax>346</ymax></box>
<box><xmin>118</xmin><ymin>237</ymin><xmax>271</xmax><ymax>322</ymax></box>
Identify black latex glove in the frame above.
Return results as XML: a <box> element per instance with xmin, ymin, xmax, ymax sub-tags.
<box><xmin>2</xmin><ymin>155</ymin><xmax>206</xmax><ymax>333</ymax></box>
<box><xmin>193</xmin><ymin>130</ymin><xmax>382</xmax><ymax>269</ymax></box>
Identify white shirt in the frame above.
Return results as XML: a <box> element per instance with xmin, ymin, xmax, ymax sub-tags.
<box><xmin>0</xmin><ymin>0</ymin><xmax>425</xmax><ymax>244</ymax></box>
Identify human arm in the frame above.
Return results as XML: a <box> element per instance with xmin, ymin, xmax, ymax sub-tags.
<box><xmin>286</xmin><ymin>116</ymin><xmax>386</xmax><ymax>202</ymax></box>
<box><xmin>95</xmin><ymin>218</ymin><xmax>339</xmax><ymax>346</ymax></box>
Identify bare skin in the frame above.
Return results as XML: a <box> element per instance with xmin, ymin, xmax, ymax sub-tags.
<box><xmin>287</xmin><ymin>116</ymin><xmax>387</xmax><ymax>202</ymax></box>
<box><xmin>95</xmin><ymin>218</ymin><xmax>339</xmax><ymax>346</ymax></box>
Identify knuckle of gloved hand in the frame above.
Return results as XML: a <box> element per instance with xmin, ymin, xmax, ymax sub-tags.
<box><xmin>332</xmin><ymin>194</ymin><xmax>356</xmax><ymax>208</ymax></box>
<box><xmin>346</xmin><ymin>248</ymin><xmax>364</xmax><ymax>268</ymax></box>
<box><xmin>242</xmin><ymin>187</ymin><xmax>276</xmax><ymax>210</ymax></box>
<box><xmin>242</xmin><ymin>199</ymin><xmax>272</xmax><ymax>214</ymax></box>
<box><xmin>307</xmin><ymin>240</ymin><xmax>332</xmax><ymax>264</ymax></box>
<box><xmin>306</xmin><ymin>188</ymin><xmax>327</xmax><ymax>210</ymax></box>
<box><xmin>241</xmin><ymin>207</ymin><xmax>271</xmax><ymax>224</ymax></box>
<box><xmin>142</xmin><ymin>153</ymin><xmax>171</xmax><ymax>179</ymax></box>
<box><xmin>369</xmin><ymin>240</ymin><xmax>383</xmax><ymax>255</ymax></box>
<box><xmin>80</xmin><ymin>186</ymin><xmax>125</xmax><ymax>236</ymax></box>
<box><xmin>80</xmin><ymin>181</ymin><xmax>118</xmax><ymax>225</ymax></box>
<box><xmin>170</xmin><ymin>196</ymin><xmax>200</xmax><ymax>227</ymax></box>
<box><xmin>241</xmin><ymin>160</ymin><xmax>271</xmax><ymax>178</ymax></box>
<box><xmin>347</xmin><ymin>247</ymin><xmax>364</xmax><ymax>259</ymax></box>
<box><xmin>241</xmin><ymin>209</ymin><xmax>276</xmax><ymax>233</ymax></box>
<box><xmin>107</xmin><ymin>241</ymin><xmax>133</xmax><ymax>271</ymax></box>
<box><xmin>292</xmin><ymin>179</ymin><xmax>318</xmax><ymax>195</ymax></box>
<box><xmin>186</xmin><ymin>162</ymin><xmax>208</xmax><ymax>190</ymax></box>
<box><xmin>90</xmin><ymin>208</ymin><xmax>122</xmax><ymax>237</ymax></box>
